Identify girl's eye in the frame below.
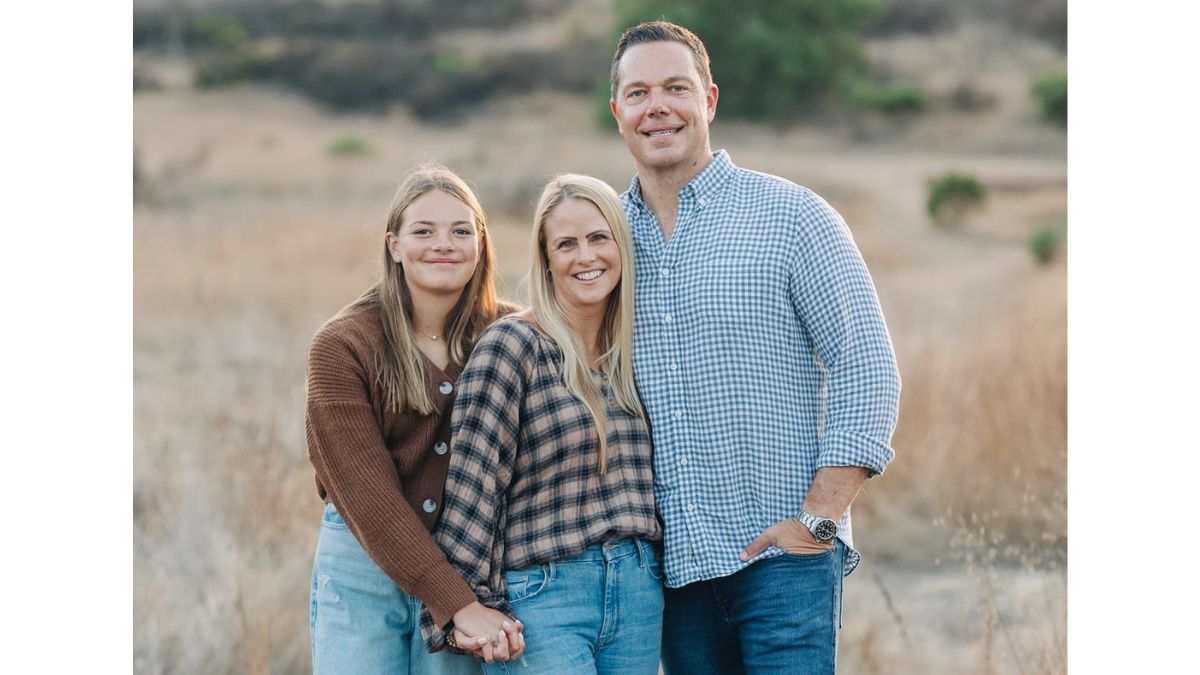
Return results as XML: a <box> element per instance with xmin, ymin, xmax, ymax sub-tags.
<box><xmin>559</xmin><ymin>240</ymin><xmax>575</xmax><ymax>249</ymax></box>
<box><xmin>454</xmin><ymin>228</ymin><xmax>473</xmax><ymax>236</ymax></box>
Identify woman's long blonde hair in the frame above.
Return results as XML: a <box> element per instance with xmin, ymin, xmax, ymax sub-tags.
<box><xmin>527</xmin><ymin>174</ymin><xmax>644</xmax><ymax>474</ymax></box>
<box><xmin>341</xmin><ymin>164</ymin><xmax>498</xmax><ymax>415</ymax></box>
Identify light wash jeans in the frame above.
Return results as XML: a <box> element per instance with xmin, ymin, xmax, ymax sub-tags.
<box><xmin>484</xmin><ymin>539</ymin><xmax>664</xmax><ymax>675</ymax></box>
<box><xmin>660</xmin><ymin>540</ymin><xmax>847</xmax><ymax>675</ymax></box>
<box><xmin>310</xmin><ymin>502</ymin><xmax>482</xmax><ymax>675</ymax></box>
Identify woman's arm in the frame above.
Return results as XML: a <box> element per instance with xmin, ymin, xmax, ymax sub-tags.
<box><xmin>424</xmin><ymin>319</ymin><xmax>532</xmax><ymax>648</ymax></box>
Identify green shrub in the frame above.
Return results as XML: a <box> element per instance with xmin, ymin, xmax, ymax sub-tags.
<box><xmin>327</xmin><ymin>133</ymin><xmax>371</xmax><ymax>157</ymax></box>
<box><xmin>1028</xmin><ymin>226</ymin><xmax>1065</xmax><ymax>265</ymax></box>
<box><xmin>1031</xmin><ymin>69</ymin><xmax>1067</xmax><ymax>126</ymax></box>
<box><xmin>613</xmin><ymin>0</ymin><xmax>884</xmax><ymax>121</ymax></box>
<box><xmin>195</xmin><ymin>14</ymin><xmax>249</xmax><ymax>53</ymax></box>
<box><xmin>194</xmin><ymin>49</ymin><xmax>269</xmax><ymax>88</ymax></box>
<box><xmin>927</xmin><ymin>172</ymin><xmax>986</xmax><ymax>227</ymax></box>
<box><xmin>846</xmin><ymin>77</ymin><xmax>926</xmax><ymax>114</ymax></box>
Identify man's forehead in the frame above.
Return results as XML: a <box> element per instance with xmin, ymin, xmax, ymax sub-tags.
<box><xmin>617</xmin><ymin>42</ymin><xmax>702</xmax><ymax>85</ymax></box>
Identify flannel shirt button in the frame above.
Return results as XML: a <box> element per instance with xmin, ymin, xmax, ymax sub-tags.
<box><xmin>660</xmin><ymin>267</ymin><xmax>669</xmax><ymax>277</ymax></box>
<box><xmin>663</xmin><ymin>314</ymin><xmax>672</xmax><ymax>324</ymax></box>
<box><xmin>670</xmin><ymin>362</ymin><xmax>678</xmax><ymax>371</ymax></box>
<box><xmin>422</xmin><ymin>499</ymin><xmax>437</xmax><ymax>513</ymax></box>
<box><xmin>674</xmin><ymin>410</ymin><xmax>683</xmax><ymax>419</ymax></box>
<box><xmin>439</xmin><ymin>381</ymin><xmax>453</xmax><ymax>395</ymax></box>
<box><xmin>679</xmin><ymin>458</ymin><xmax>688</xmax><ymax>466</ymax></box>
<box><xmin>434</xmin><ymin>441</ymin><xmax>448</xmax><ymax>455</ymax></box>
<box><xmin>687</xmin><ymin>504</ymin><xmax>696</xmax><ymax>513</ymax></box>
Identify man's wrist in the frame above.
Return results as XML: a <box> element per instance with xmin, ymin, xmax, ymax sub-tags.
<box><xmin>793</xmin><ymin>508</ymin><xmax>838</xmax><ymax>542</ymax></box>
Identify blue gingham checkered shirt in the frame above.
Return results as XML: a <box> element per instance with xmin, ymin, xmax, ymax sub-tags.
<box><xmin>621</xmin><ymin>150</ymin><xmax>900</xmax><ymax>587</ymax></box>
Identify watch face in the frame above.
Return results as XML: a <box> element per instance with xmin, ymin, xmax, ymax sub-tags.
<box><xmin>814</xmin><ymin>519</ymin><xmax>837</xmax><ymax>541</ymax></box>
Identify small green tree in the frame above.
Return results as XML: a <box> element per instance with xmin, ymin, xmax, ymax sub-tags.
<box><xmin>1028</xmin><ymin>225</ymin><xmax>1065</xmax><ymax>265</ymax></box>
<box><xmin>1031</xmin><ymin>69</ymin><xmax>1067</xmax><ymax>126</ymax></box>
<box><xmin>612</xmin><ymin>0</ymin><xmax>883</xmax><ymax>121</ymax></box>
<box><xmin>195</xmin><ymin>14</ymin><xmax>249</xmax><ymax>53</ymax></box>
<box><xmin>927</xmin><ymin>172</ymin><xmax>986</xmax><ymax>228</ymax></box>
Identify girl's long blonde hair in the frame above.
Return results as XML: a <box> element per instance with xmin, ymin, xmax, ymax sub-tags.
<box><xmin>341</xmin><ymin>164</ymin><xmax>498</xmax><ymax>415</ymax></box>
<box><xmin>527</xmin><ymin>174</ymin><xmax>644</xmax><ymax>474</ymax></box>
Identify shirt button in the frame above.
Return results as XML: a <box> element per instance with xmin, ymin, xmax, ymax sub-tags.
<box><xmin>422</xmin><ymin>499</ymin><xmax>437</xmax><ymax>513</ymax></box>
<box><xmin>679</xmin><ymin>458</ymin><xmax>689</xmax><ymax>466</ymax></box>
<box><xmin>674</xmin><ymin>410</ymin><xmax>683</xmax><ymax>419</ymax></box>
<box><xmin>670</xmin><ymin>362</ymin><xmax>678</xmax><ymax>371</ymax></box>
<box><xmin>687</xmin><ymin>504</ymin><xmax>696</xmax><ymax>513</ymax></box>
<box><xmin>434</xmin><ymin>441</ymin><xmax>448</xmax><ymax>455</ymax></box>
<box><xmin>699</xmin><ymin>197</ymin><xmax>708</xmax><ymax>206</ymax></box>
<box><xmin>660</xmin><ymin>267</ymin><xmax>669</xmax><ymax>277</ymax></box>
<box><xmin>663</xmin><ymin>314</ymin><xmax>672</xmax><ymax>324</ymax></box>
<box><xmin>439</xmin><ymin>381</ymin><xmax>453</xmax><ymax>395</ymax></box>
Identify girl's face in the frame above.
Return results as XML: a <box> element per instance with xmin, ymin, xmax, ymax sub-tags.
<box><xmin>387</xmin><ymin>190</ymin><xmax>481</xmax><ymax>298</ymax></box>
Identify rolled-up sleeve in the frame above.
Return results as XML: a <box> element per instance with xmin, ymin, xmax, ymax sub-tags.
<box><xmin>789</xmin><ymin>191</ymin><xmax>901</xmax><ymax>476</ymax></box>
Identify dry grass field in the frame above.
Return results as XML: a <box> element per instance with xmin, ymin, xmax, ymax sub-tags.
<box><xmin>133</xmin><ymin>11</ymin><xmax>1066</xmax><ymax>674</ymax></box>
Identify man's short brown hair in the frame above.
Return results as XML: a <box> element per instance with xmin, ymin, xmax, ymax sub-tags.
<box><xmin>609</xmin><ymin>21</ymin><xmax>713</xmax><ymax>100</ymax></box>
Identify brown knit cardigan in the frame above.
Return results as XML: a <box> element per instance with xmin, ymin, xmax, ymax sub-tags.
<box><xmin>304</xmin><ymin>305</ymin><xmax>479</xmax><ymax>628</ymax></box>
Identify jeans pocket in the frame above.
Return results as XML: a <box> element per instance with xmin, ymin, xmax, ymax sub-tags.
<box><xmin>322</xmin><ymin>503</ymin><xmax>349</xmax><ymax>530</ymax></box>
<box><xmin>780</xmin><ymin>547</ymin><xmax>835</xmax><ymax>562</ymax></box>
<box><xmin>505</xmin><ymin>565</ymin><xmax>550</xmax><ymax>605</ymax></box>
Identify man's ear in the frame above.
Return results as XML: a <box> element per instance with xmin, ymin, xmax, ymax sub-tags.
<box><xmin>706</xmin><ymin>83</ymin><xmax>719</xmax><ymax>123</ymax></box>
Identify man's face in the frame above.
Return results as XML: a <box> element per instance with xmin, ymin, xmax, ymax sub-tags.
<box><xmin>611</xmin><ymin>41</ymin><xmax>718</xmax><ymax>178</ymax></box>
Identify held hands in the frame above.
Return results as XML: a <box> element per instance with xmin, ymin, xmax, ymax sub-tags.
<box><xmin>739</xmin><ymin>516</ymin><xmax>833</xmax><ymax>562</ymax></box>
<box><xmin>451</xmin><ymin>601</ymin><xmax>525</xmax><ymax>663</ymax></box>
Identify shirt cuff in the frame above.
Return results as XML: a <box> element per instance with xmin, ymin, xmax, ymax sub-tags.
<box><xmin>817</xmin><ymin>428</ymin><xmax>896</xmax><ymax>477</ymax></box>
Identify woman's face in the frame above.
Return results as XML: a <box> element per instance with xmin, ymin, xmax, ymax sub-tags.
<box><xmin>387</xmin><ymin>190</ymin><xmax>481</xmax><ymax>298</ymax></box>
<box><xmin>543</xmin><ymin>198</ymin><xmax>621</xmax><ymax>317</ymax></box>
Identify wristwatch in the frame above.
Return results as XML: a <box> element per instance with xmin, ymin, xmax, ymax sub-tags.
<box><xmin>793</xmin><ymin>509</ymin><xmax>838</xmax><ymax>543</ymax></box>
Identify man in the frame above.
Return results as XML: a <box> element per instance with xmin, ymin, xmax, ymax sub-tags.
<box><xmin>608</xmin><ymin>21</ymin><xmax>902</xmax><ymax>674</ymax></box>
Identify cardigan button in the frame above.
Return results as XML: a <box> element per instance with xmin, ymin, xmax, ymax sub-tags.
<box><xmin>434</xmin><ymin>441</ymin><xmax>448</xmax><ymax>455</ymax></box>
<box><xmin>439</xmin><ymin>381</ymin><xmax>453</xmax><ymax>395</ymax></box>
<box><xmin>422</xmin><ymin>499</ymin><xmax>437</xmax><ymax>513</ymax></box>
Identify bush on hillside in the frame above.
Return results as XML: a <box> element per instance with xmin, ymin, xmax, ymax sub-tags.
<box><xmin>846</xmin><ymin>77</ymin><xmax>927</xmax><ymax>114</ymax></box>
<box><xmin>927</xmin><ymin>172</ymin><xmax>986</xmax><ymax>227</ymax></box>
<box><xmin>327</xmin><ymin>133</ymin><xmax>372</xmax><ymax>157</ymax></box>
<box><xmin>1028</xmin><ymin>225</ymin><xmax>1065</xmax><ymax>265</ymax></box>
<box><xmin>612</xmin><ymin>0</ymin><xmax>884</xmax><ymax>121</ymax></box>
<box><xmin>1031</xmin><ymin>69</ymin><xmax>1067</xmax><ymax>126</ymax></box>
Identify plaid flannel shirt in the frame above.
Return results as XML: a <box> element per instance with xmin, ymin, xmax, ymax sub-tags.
<box><xmin>622</xmin><ymin>150</ymin><xmax>901</xmax><ymax>587</ymax></box>
<box><xmin>421</xmin><ymin>315</ymin><xmax>661</xmax><ymax>650</ymax></box>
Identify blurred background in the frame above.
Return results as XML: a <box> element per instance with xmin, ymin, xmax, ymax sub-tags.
<box><xmin>132</xmin><ymin>0</ymin><xmax>1067</xmax><ymax>672</ymax></box>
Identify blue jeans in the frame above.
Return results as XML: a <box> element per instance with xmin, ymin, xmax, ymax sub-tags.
<box><xmin>661</xmin><ymin>541</ymin><xmax>846</xmax><ymax>675</ymax></box>
<box><xmin>484</xmin><ymin>539</ymin><xmax>664</xmax><ymax>675</ymax></box>
<box><xmin>310</xmin><ymin>503</ymin><xmax>482</xmax><ymax>675</ymax></box>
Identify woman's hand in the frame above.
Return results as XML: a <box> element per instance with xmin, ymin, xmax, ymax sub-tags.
<box><xmin>452</xmin><ymin>601</ymin><xmax>525</xmax><ymax>663</ymax></box>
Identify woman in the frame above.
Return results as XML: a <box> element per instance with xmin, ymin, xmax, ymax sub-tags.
<box><xmin>425</xmin><ymin>174</ymin><xmax>664</xmax><ymax>674</ymax></box>
<box><xmin>306</xmin><ymin>164</ymin><xmax>524</xmax><ymax>674</ymax></box>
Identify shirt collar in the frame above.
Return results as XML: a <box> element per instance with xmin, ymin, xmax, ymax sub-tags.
<box><xmin>625</xmin><ymin>149</ymin><xmax>735</xmax><ymax>209</ymax></box>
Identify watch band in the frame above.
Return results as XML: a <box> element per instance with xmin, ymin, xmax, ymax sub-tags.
<box><xmin>793</xmin><ymin>509</ymin><xmax>838</xmax><ymax>542</ymax></box>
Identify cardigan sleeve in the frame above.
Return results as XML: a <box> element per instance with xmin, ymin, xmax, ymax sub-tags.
<box><xmin>423</xmin><ymin>319</ymin><xmax>531</xmax><ymax>650</ymax></box>
<box><xmin>304</xmin><ymin>321</ymin><xmax>477</xmax><ymax>627</ymax></box>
